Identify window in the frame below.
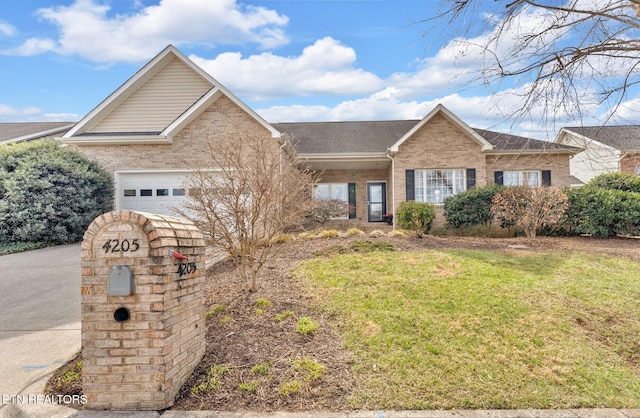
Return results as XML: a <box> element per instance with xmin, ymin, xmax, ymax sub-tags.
<box><xmin>123</xmin><ymin>189</ymin><xmax>136</xmax><ymax>197</ymax></box>
<box><xmin>636</xmin><ymin>165</ymin><xmax>640</xmax><ymax>176</ymax></box>
<box><xmin>503</xmin><ymin>171</ymin><xmax>540</xmax><ymax>187</ymax></box>
<box><xmin>313</xmin><ymin>183</ymin><xmax>349</xmax><ymax>219</ymax></box>
<box><xmin>173</xmin><ymin>188</ymin><xmax>186</xmax><ymax>196</ymax></box>
<box><xmin>156</xmin><ymin>189</ymin><xmax>169</xmax><ymax>196</ymax></box>
<box><xmin>140</xmin><ymin>189</ymin><xmax>152</xmax><ymax>197</ymax></box>
<box><xmin>414</xmin><ymin>169</ymin><xmax>466</xmax><ymax>204</ymax></box>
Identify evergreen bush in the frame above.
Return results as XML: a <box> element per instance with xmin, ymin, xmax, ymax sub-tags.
<box><xmin>0</xmin><ymin>140</ymin><xmax>113</xmax><ymax>244</ymax></box>
<box><xmin>565</xmin><ymin>186</ymin><xmax>640</xmax><ymax>236</ymax></box>
<box><xmin>588</xmin><ymin>172</ymin><xmax>640</xmax><ymax>193</ymax></box>
<box><xmin>396</xmin><ymin>201</ymin><xmax>436</xmax><ymax>237</ymax></box>
<box><xmin>443</xmin><ymin>184</ymin><xmax>504</xmax><ymax>228</ymax></box>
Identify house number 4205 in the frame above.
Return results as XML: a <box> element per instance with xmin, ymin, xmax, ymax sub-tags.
<box><xmin>102</xmin><ymin>239</ymin><xmax>140</xmax><ymax>254</ymax></box>
<box><xmin>177</xmin><ymin>262</ymin><xmax>197</xmax><ymax>277</ymax></box>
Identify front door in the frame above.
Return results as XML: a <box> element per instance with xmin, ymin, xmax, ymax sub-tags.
<box><xmin>367</xmin><ymin>182</ymin><xmax>386</xmax><ymax>222</ymax></box>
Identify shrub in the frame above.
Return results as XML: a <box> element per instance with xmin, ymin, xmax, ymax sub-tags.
<box><xmin>255</xmin><ymin>298</ymin><xmax>271</xmax><ymax>310</ymax></box>
<box><xmin>275</xmin><ymin>309</ymin><xmax>295</xmax><ymax>322</ymax></box>
<box><xmin>389</xmin><ymin>229</ymin><xmax>406</xmax><ymax>237</ymax></box>
<box><xmin>565</xmin><ymin>186</ymin><xmax>640</xmax><ymax>236</ymax></box>
<box><xmin>250</xmin><ymin>362</ymin><xmax>270</xmax><ymax>375</ymax></box>
<box><xmin>346</xmin><ymin>227</ymin><xmax>364</xmax><ymax>235</ymax></box>
<box><xmin>0</xmin><ymin>140</ymin><xmax>113</xmax><ymax>244</ymax></box>
<box><xmin>396</xmin><ymin>201</ymin><xmax>436</xmax><ymax>237</ymax></box>
<box><xmin>317</xmin><ymin>229</ymin><xmax>341</xmax><ymax>238</ymax></box>
<box><xmin>491</xmin><ymin>186</ymin><xmax>568</xmax><ymax>238</ymax></box>
<box><xmin>444</xmin><ymin>185</ymin><xmax>504</xmax><ymax>228</ymax></box>
<box><xmin>368</xmin><ymin>229</ymin><xmax>387</xmax><ymax>237</ymax></box>
<box><xmin>296</xmin><ymin>317</ymin><xmax>319</xmax><ymax>335</ymax></box>
<box><xmin>279</xmin><ymin>381</ymin><xmax>302</xmax><ymax>397</ymax></box>
<box><xmin>293</xmin><ymin>357</ymin><xmax>325</xmax><ymax>381</ymax></box>
<box><xmin>238</xmin><ymin>380</ymin><xmax>259</xmax><ymax>394</ymax></box>
<box><xmin>589</xmin><ymin>172</ymin><xmax>640</xmax><ymax>193</ymax></box>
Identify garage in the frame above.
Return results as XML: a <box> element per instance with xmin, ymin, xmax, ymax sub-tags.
<box><xmin>115</xmin><ymin>171</ymin><xmax>193</xmax><ymax>216</ymax></box>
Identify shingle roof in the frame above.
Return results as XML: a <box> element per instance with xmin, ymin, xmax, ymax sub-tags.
<box><xmin>272</xmin><ymin>120</ymin><xmax>419</xmax><ymax>154</ymax></box>
<box><xmin>474</xmin><ymin>129</ymin><xmax>578</xmax><ymax>152</ymax></box>
<box><xmin>273</xmin><ymin>121</ymin><xmax>578</xmax><ymax>154</ymax></box>
<box><xmin>562</xmin><ymin>125</ymin><xmax>640</xmax><ymax>151</ymax></box>
<box><xmin>0</xmin><ymin>122</ymin><xmax>75</xmax><ymax>143</ymax></box>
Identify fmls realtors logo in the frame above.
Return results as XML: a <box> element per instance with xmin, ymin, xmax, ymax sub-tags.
<box><xmin>1</xmin><ymin>394</ymin><xmax>88</xmax><ymax>405</ymax></box>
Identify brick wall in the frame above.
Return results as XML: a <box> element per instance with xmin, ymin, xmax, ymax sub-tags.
<box><xmin>486</xmin><ymin>153</ymin><xmax>572</xmax><ymax>187</ymax></box>
<box><xmin>392</xmin><ymin>113</ymin><xmax>487</xmax><ymax>222</ymax></box>
<box><xmin>620</xmin><ymin>153</ymin><xmax>640</xmax><ymax>175</ymax></box>
<box><xmin>81</xmin><ymin>210</ymin><xmax>206</xmax><ymax>410</ymax></box>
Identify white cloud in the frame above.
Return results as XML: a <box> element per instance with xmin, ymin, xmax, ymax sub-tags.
<box><xmin>0</xmin><ymin>104</ymin><xmax>42</xmax><ymax>120</ymax></box>
<box><xmin>3</xmin><ymin>0</ymin><xmax>289</xmax><ymax>63</ymax></box>
<box><xmin>0</xmin><ymin>104</ymin><xmax>76</xmax><ymax>122</ymax></box>
<box><xmin>607</xmin><ymin>97</ymin><xmax>640</xmax><ymax>123</ymax></box>
<box><xmin>0</xmin><ymin>20</ymin><xmax>16</xmax><ymax>36</ymax></box>
<box><xmin>191</xmin><ymin>37</ymin><xmax>384</xmax><ymax>100</ymax></box>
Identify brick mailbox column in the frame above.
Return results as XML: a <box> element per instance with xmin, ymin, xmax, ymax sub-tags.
<box><xmin>80</xmin><ymin>210</ymin><xmax>206</xmax><ymax>410</ymax></box>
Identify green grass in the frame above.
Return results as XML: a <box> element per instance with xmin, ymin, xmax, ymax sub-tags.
<box><xmin>295</xmin><ymin>248</ymin><xmax>640</xmax><ymax>410</ymax></box>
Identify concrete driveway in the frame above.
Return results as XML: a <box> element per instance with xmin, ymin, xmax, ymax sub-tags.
<box><xmin>0</xmin><ymin>243</ymin><xmax>81</xmax><ymax>416</ymax></box>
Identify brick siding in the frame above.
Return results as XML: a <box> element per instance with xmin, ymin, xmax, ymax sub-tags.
<box><xmin>486</xmin><ymin>153</ymin><xmax>572</xmax><ymax>187</ymax></box>
<box><xmin>620</xmin><ymin>153</ymin><xmax>640</xmax><ymax>175</ymax></box>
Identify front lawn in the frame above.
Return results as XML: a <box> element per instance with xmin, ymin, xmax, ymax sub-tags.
<box><xmin>296</xmin><ymin>247</ymin><xmax>640</xmax><ymax>409</ymax></box>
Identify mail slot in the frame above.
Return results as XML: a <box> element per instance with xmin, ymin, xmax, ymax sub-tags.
<box><xmin>108</xmin><ymin>265</ymin><xmax>133</xmax><ymax>296</ymax></box>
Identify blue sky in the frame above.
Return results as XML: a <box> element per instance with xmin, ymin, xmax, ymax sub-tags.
<box><xmin>1</xmin><ymin>0</ymin><xmax>638</xmax><ymax>140</ymax></box>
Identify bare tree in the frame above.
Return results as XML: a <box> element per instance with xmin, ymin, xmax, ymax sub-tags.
<box><xmin>427</xmin><ymin>0</ymin><xmax>640</xmax><ymax>124</ymax></box>
<box><xmin>178</xmin><ymin>132</ymin><xmax>317</xmax><ymax>292</ymax></box>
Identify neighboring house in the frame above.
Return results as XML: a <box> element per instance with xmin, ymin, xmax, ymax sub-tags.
<box><xmin>0</xmin><ymin>122</ymin><xmax>75</xmax><ymax>144</ymax></box>
<box><xmin>555</xmin><ymin>126</ymin><xmax>640</xmax><ymax>185</ymax></box>
<box><xmin>52</xmin><ymin>44</ymin><xmax>578</xmax><ymax>226</ymax></box>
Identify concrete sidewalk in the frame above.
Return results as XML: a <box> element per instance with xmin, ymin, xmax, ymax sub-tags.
<box><xmin>3</xmin><ymin>406</ymin><xmax>640</xmax><ymax>418</ymax></box>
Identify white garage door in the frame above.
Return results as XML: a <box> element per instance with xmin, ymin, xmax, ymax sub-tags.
<box><xmin>116</xmin><ymin>172</ymin><xmax>192</xmax><ymax>216</ymax></box>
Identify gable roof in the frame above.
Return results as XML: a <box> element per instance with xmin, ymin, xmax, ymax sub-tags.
<box><xmin>389</xmin><ymin>104</ymin><xmax>494</xmax><ymax>153</ymax></box>
<box><xmin>560</xmin><ymin>126</ymin><xmax>640</xmax><ymax>152</ymax></box>
<box><xmin>0</xmin><ymin>122</ymin><xmax>75</xmax><ymax>144</ymax></box>
<box><xmin>61</xmin><ymin>45</ymin><xmax>279</xmax><ymax>145</ymax></box>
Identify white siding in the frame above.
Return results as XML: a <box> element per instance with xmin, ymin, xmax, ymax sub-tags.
<box><xmin>89</xmin><ymin>58</ymin><xmax>211</xmax><ymax>133</ymax></box>
<box><xmin>558</xmin><ymin>133</ymin><xmax>620</xmax><ymax>183</ymax></box>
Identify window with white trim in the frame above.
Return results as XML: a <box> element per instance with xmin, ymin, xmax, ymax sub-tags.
<box><xmin>415</xmin><ymin>169</ymin><xmax>466</xmax><ymax>205</ymax></box>
<box><xmin>313</xmin><ymin>183</ymin><xmax>349</xmax><ymax>219</ymax></box>
<box><xmin>503</xmin><ymin>171</ymin><xmax>540</xmax><ymax>187</ymax></box>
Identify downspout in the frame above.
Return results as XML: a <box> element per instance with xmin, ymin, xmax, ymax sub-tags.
<box><xmin>386</xmin><ymin>149</ymin><xmax>396</xmax><ymax>229</ymax></box>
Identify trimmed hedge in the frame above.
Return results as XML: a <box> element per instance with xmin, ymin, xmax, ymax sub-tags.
<box><xmin>396</xmin><ymin>201</ymin><xmax>436</xmax><ymax>237</ymax></box>
<box><xmin>443</xmin><ymin>184</ymin><xmax>504</xmax><ymax>228</ymax></box>
<box><xmin>0</xmin><ymin>140</ymin><xmax>113</xmax><ymax>244</ymax></box>
<box><xmin>589</xmin><ymin>172</ymin><xmax>640</xmax><ymax>193</ymax></box>
<box><xmin>565</xmin><ymin>186</ymin><xmax>640</xmax><ymax>236</ymax></box>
